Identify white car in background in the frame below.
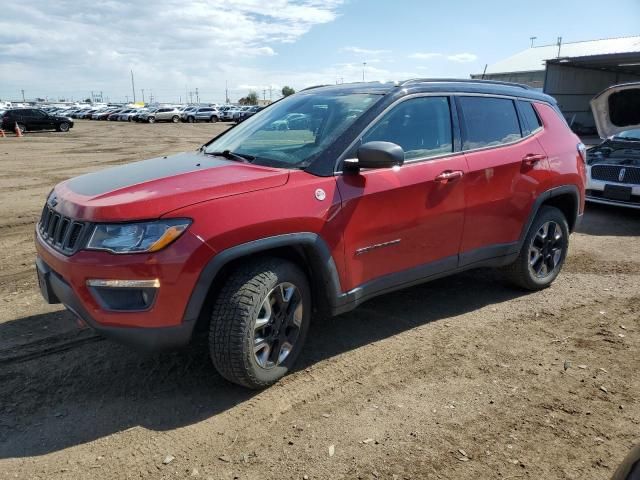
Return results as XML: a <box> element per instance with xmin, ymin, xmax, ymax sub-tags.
<box><xmin>586</xmin><ymin>83</ymin><xmax>640</xmax><ymax>209</ymax></box>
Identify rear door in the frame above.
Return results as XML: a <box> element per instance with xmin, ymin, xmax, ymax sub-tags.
<box><xmin>336</xmin><ymin>95</ymin><xmax>467</xmax><ymax>291</ymax></box>
<box><xmin>457</xmin><ymin>95</ymin><xmax>550</xmax><ymax>265</ymax></box>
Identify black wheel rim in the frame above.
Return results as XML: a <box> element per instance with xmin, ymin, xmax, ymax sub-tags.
<box><xmin>528</xmin><ymin>221</ymin><xmax>564</xmax><ymax>278</ymax></box>
<box><xmin>253</xmin><ymin>282</ymin><xmax>303</xmax><ymax>369</ymax></box>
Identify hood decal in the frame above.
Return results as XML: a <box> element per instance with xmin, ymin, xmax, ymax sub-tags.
<box><xmin>67</xmin><ymin>152</ymin><xmax>230</xmax><ymax>196</ymax></box>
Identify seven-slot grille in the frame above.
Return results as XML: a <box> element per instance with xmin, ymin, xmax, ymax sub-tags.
<box><xmin>38</xmin><ymin>205</ymin><xmax>88</xmax><ymax>254</ymax></box>
<box><xmin>591</xmin><ymin>165</ymin><xmax>640</xmax><ymax>185</ymax></box>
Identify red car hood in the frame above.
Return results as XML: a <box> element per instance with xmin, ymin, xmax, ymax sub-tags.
<box><xmin>53</xmin><ymin>151</ymin><xmax>289</xmax><ymax>221</ymax></box>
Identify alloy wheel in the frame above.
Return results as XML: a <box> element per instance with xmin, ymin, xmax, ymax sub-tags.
<box><xmin>528</xmin><ymin>221</ymin><xmax>564</xmax><ymax>278</ymax></box>
<box><xmin>253</xmin><ymin>282</ymin><xmax>303</xmax><ymax>369</ymax></box>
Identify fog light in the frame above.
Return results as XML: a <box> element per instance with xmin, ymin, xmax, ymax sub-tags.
<box><xmin>86</xmin><ymin>279</ymin><xmax>159</xmax><ymax>311</ymax></box>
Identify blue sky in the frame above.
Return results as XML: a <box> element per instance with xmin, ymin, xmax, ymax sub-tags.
<box><xmin>1</xmin><ymin>0</ymin><xmax>639</xmax><ymax>103</ymax></box>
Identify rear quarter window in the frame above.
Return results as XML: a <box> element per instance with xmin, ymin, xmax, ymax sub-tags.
<box><xmin>517</xmin><ymin>100</ymin><xmax>543</xmax><ymax>136</ymax></box>
<box><xmin>459</xmin><ymin>96</ymin><xmax>522</xmax><ymax>150</ymax></box>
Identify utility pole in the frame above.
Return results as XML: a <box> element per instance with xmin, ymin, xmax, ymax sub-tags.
<box><xmin>91</xmin><ymin>91</ymin><xmax>94</xmax><ymax>103</ymax></box>
<box><xmin>100</xmin><ymin>91</ymin><xmax>103</xmax><ymax>102</ymax></box>
<box><xmin>21</xmin><ymin>89</ymin><xmax>25</xmax><ymax>102</ymax></box>
<box><xmin>362</xmin><ymin>62</ymin><xmax>367</xmax><ymax>82</ymax></box>
<box><xmin>225</xmin><ymin>80</ymin><xmax>229</xmax><ymax>104</ymax></box>
<box><xmin>530</xmin><ymin>36</ymin><xmax>537</xmax><ymax>48</ymax></box>
<box><xmin>142</xmin><ymin>89</ymin><xmax>145</xmax><ymax>103</ymax></box>
<box><xmin>195</xmin><ymin>87</ymin><xmax>199</xmax><ymax>103</ymax></box>
<box><xmin>131</xmin><ymin>70</ymin><xmax>136</xmax><ymax>103</ymax></box>
<box><xmin>556</xmin><ymin>36</ymin><xmax>563</xmax><ymax>58</ymax></box>
<box><xmin>263</xmin><ymin>89</ymin><xmax>266</xmax><ymax>102</ymax></box>
<box><xmin>189</xmin><ymin>91</ymin><xmax>193</xmax><ymax>103</ymax></box>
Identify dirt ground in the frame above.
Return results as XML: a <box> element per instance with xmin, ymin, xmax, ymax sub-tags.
<box><xmin>0</xmin><ymin>121</ymin><xmax>638</xmax><ymax>480</ymax></box>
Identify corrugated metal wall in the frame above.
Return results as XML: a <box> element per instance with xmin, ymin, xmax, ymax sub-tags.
<box><xmin>544</xmin><ymin>64</ymin><xmax>640</xmax><ymax>132</ymax></box>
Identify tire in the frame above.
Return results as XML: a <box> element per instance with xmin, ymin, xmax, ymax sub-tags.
<box><xmin>187</xmin><ymin>116</ymin><xmax>194</xmax><ymax>123</ymax></box>
<box><xmin>148</xmin><ymin>117</ymin><xmax>155</xmax><ymax>124</ymax></box>
<box><xmin>172</xmin><ymin>115</ymin><xmax>179</xmax><ymax>123</ymax></box>
<box><xmin>209</xmin><ymin>258</ymin><xmax>311</xmax><ymax>389</ymax></box>
<box><xmin>502</xmin><ymin>205</ymin><xmax>569</xmax><ymax>290</ymax></box>
<box><xmin>57</xmin><ymin>122</ymin><xmax>70</xmax><ymax>132</ymax></box>
<box><xmin>210</xmin><ymin>116</ymin><xmax>218</xmax><ymax>123</ymax></box>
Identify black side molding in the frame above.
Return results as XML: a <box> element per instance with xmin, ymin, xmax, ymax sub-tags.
<box><xmin>182</xmin><ymin>232</ymin><xmax>344</xmax><ymax>325</ymax></box>
<box><xmin>517</xmin><ymin>185</ymin><xmax>581</xmax><ymax>250</ymax></box>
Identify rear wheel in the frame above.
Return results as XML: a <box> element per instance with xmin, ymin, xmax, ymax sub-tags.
<box><xmin>148</xmin><ymin>117</ymin><xmax>155</xmax><ymax>124</ymax></box>
<box><xmin>502</xmin><ymin>206</ymin><xmax>569</xmax><ymax>290</ymax></box>
<box><xmin>210</xmin><ymin>116</ymin><xmax>218</xmax><ymax>123</ymax></box>
<box><xmin>57</xmin><ymin>122</ymin><xmax>70</xmax><ymax>132</ymax></box>
<box><xmin>209</xmin><ymin>258</ymin><xmax>311</xmax><ymax>389</ymax></box>
<box><xmin>172</xmin><ymin>115</ymin><xmax>179</xmax><ymax>123</ymax></box>
<box><xmin>187</xmin><ymin>116</ymin><xmax>194</xmax><ymax>123</ymax></box>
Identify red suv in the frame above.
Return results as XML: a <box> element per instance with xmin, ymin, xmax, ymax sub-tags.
<box><xmin>35</xmin><ymin>80</ymin><xmax>586</xmax><ymax>388</ymax></box>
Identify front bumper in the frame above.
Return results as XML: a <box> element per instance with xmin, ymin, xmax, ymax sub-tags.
<box><xmin>34</xmin><ymin>227</ymin><xmax>216</xmax><ymax>350</ymax></box>
<box><xmin>585</xmin><ymin>175</ymin><xmax>640</xmax><ymax>209</ymax></box>
<box><xmin>36</xmin><ymin>257</ymin><xmax>195</xmax><ymax>350</ymax></box>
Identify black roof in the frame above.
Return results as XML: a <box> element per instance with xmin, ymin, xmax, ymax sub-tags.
<box><xmin>302</xmin><ymin>79</ymin><xmax>556</xmax><ymax>104</ymax></box>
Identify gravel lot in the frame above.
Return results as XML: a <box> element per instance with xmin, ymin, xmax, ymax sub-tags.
<box><xmin>0</xmin><ymin>121</ymin><xmax>638</xmax><ymax>479</ymax></box>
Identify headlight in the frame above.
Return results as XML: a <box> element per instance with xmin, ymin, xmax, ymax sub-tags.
<box><xmin>87</xmin><ymin>219</ymin><xmax>191</xmax><ymax>254</ymax></box>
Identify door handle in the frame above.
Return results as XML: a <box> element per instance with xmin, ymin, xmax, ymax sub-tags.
<box><xmin>522</xmin><ymin>153</ymin><xmax>547</xmax><ymax>166</ymax></box>
<box><xmin>434</xmin><ymin>170</ymin><xmax>464</xmax><ymax>184</ymax></box>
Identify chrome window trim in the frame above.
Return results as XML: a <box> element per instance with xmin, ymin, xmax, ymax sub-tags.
<box><xmin>333</xmin><ymin>92</ymin><xmax>549</xmax><ymax>175</ymax></box>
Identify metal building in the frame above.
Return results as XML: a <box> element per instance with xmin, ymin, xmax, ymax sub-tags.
<box><xmin>471</xmin><ymin>36</ymin><xmax>640</xmax><ymax>133</ymax></box>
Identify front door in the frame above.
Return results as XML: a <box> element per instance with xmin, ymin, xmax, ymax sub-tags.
<box><xmin>336</xmin><ymin>96</ymin><xmax>466</xmax><ymax>292</ymax></box>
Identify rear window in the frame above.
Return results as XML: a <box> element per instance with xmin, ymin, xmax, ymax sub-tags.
<box><xmin>518</xmin><ymin>101</ymin><xmax>543</xmax><ymax>135</ymax></box>
<box><xmin>459</xmin><ymin>96</ymin><xmax>522</xmax><ymax>150</ymax></box>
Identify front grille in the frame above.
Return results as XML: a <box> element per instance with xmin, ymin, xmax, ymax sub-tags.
<box><xmin>591</xmin><ymin>165</ymin><xmax>640</xmax><ymax>185</ymax></box>
<box><xmin>38</xmin><ymin>205</ymin><xmax>89</xmax><ymax>255</ymax></box>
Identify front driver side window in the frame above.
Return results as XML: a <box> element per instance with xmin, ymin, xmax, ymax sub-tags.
<box><xmin>362</xmin><ymin>96</ymin><xmax>453</xmax><ymax>161</ymax></box>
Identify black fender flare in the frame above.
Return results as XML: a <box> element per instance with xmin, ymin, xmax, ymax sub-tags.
<box><xmin>182</xmin><ymin>233</ymin><xmax>343</xmax><ymax>325</ymax></box>
<box><xmin>517</xmin><ymin>184</ymin><xmax>581</xmax><ymax>251</ymax></box>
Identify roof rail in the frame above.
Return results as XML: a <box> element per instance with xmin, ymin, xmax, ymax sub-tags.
<box><xmin>300</xmin><ymin>84</ymin><xmax>330</xmax><ymax>92</ymax></box>
<box><xmin>400</xmin><ymin>78</ymin><xmax>531</xmax><ymax>90</ymax></box>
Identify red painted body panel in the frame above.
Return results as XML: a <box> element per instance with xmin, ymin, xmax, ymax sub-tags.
<box><xmin>54</xmin><ymin>160</ymin><xmax>289</xmax><ymax>222</ymax></box>
<box><xmin>336</xmin><ymin>156</ymin><xmax>467</xmax><ymax>290</ymax></box>
<box><xmin>533</xmin><ymin>102</ymin><xmax>586</xmax><ymax>213</ymax></box>
<box><xmin>461</xmin><ymin>133</ymin><xmax>553</xmax><ymax>252</ymax></box>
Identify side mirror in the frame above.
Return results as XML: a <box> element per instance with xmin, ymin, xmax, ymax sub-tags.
<box><xmin>346</xmin><ymin>141</ymin><xmax>405</xmax><ymax>171</ymax></box>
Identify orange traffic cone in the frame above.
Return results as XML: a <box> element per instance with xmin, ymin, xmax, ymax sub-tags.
<box><xmin>14</xmin><ymin>122</ymin><xmax>22</xmax><ymax>137</ymax></box>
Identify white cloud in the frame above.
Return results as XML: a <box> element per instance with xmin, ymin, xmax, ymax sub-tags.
<box><xmin>447</xmin><ymin>53</ymin><xmax>478</xmax><ymax>63</ymax></box>
<box><xmin>341</xmin><ymin>46</ymin><xmax>391</xmax><ymax>57</ymax></box>
<box><xmin>0</xmin><ymin>1</ymin><xmax>344</xmax><ymax>101</ymax></box>
<box><xmin>408</xmin><ymin>52</ymin><xmax>442</xmax><ymax>60</ymax></box>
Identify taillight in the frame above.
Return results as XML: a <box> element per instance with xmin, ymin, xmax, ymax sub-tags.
<box><xmin>577</xmin><ymin>142</ymin><xmax>587</xmax><ymax>164</ymax></box>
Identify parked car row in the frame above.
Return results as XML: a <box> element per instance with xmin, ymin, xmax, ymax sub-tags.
<box><xmin>37</xmin><ymin>104</ymin><xmax>266</xmax><ymax>125</ymax></box>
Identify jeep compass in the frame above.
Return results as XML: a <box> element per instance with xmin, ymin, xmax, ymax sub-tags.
<box><xmin>35</xmin><ymin>79</ymin><xmax>586</xmax><ymax>388</ymax></box>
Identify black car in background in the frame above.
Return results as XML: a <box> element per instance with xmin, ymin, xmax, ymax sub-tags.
<box><xmin>237</xmin><ymin>105</ymin><xmax>262</xmax><ymax>123</ymax></box>
<box><xmin>1</xmin><ymin>108</ymin><xmax>74</xmax><ymax>133</ymax></box>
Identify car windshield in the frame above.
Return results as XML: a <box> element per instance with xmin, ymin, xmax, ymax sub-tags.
<box><xmin>204</xmin><ymin>92</ymin><xmax>380</xmax><ymax>169</ymax></box>
<box><xmin>613</xmin><ymin>128</ymin><xmax>640</xmax><ymax>141</ymax></box>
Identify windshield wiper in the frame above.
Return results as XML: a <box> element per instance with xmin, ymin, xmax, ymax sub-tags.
<box><xmin>205</xmin><ymin>150</ymin><xmax>255</xmax><ymax>163</ymax></box>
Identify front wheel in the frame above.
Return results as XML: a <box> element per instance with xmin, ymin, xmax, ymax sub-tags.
<box><xmin>502</xmin><ymin>206</ymin><xmax>569</xmax><ymax>290</ymax></box>
<box><xmin>57</xmin><ymin>122</ymin><xmax>70</xmax><ymax>132</ymax></box>
<box><xmin>172</xmin><ymin>115</ymin><xmax>179</xmax><ymax>123</ymax></box>
<box><xmin>187</xmin><ymin>116</ymin><xmax>194</xmax><ymax>123</ymax></box>
<box><xmin>147</xmin><ymin>117</ymin><xmax>155</xmax><ymax>124</ymax></box>
<box><xmin>210</xmin><ymin>116</ymin><xmax>218</xmax><ymax>123</ymax></box>
<box><xmin>209</xmin><ymin>258</ymin><xmax>311</xmax><ymax>389</ymax></box>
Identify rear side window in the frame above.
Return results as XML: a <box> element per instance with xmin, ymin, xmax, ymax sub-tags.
<box><xmin>518</xmin><ymin>101</ymin><xmax>543</xmax><ymax>135</ymax></box>
<box><xmin>362</xmin><ymin>96</ymin><xmax>453</xmax><ymax>161</ymax></box>
<box><xmin>459</xmin><ymin>97</ymin><xmax>521</xmax><ymax>150</ymax></box>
